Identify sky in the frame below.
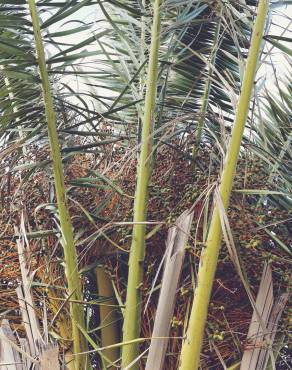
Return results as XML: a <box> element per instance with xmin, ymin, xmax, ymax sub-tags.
<box><xmin>260</xmin><ymin>4</ymin><xmax>292</xmax><ymax>89</ymax></box>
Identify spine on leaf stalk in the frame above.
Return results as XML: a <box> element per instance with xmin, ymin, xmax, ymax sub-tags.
<box><xmin>121</xmin><ymin>0</ymin><xmax>162</xmax><ymax>368</ymax></box>
<box><xmin>27</xmin><ymin>1</ymin><xmax>89</xmax><ymax>368</ymax></box>
<box><xmin>179</xmin><ymin>0</ymin><xmax>269</xmax><ymax>369</ymax></box>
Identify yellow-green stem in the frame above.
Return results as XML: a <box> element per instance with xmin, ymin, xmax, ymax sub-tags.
<box><xmin>139</xmin><ymin>0</ymin><xmax>147</xmax><ymax>94</ymax></box>
<box><xmin>179</xmin><ymin>1</ymin><xmax>268</xmax><ymax>369</ymax></box>
<box><xmin>27</xmin><ymin>1</ymin><xmax>88</xmax><ymax>368</ymax></box>
<box><xmin>121</xmin><ymin>1</ymin><xmax>162</xmax><ymax>368</ymax></box>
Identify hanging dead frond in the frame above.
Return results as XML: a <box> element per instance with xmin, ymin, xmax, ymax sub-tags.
<box><xmin>145</xmin><ymin>210</ymin><xmax>194</xmax><ymax>370</ymax></box>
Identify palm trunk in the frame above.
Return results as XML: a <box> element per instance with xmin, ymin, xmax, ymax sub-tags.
<box><xmin>178</xmin><ymin>1</ymin><xmax>268</xmax><ymax>369</ymax></box>
<box><xmin>121</xmin><ymin>0</ymin><xmax>162</xmax><ymax>368</ymax></box>
<box><xmin>27</xmin><ymin>1</ymin><xmax>88</xmax><ymax>368</ymax></box>
<box><xmin>96</xmin><ymin>267</ymin><xmax>120</xmax><ymax>369</ymax></box>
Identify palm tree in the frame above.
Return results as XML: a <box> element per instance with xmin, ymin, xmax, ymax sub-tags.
<box><xmin>179</xmin><ymin>1</ymin><xmax>269</xmax><ymax>368</ymax></box>
<box><xmin>0</xmin><ymin>0</ymin><xmax>290</xmax><ymax>369</ymax></box>
<box><xmin>121</xmin><ymin>1</ymin><xmax>162</xmax><ymax>367</ymax></box>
